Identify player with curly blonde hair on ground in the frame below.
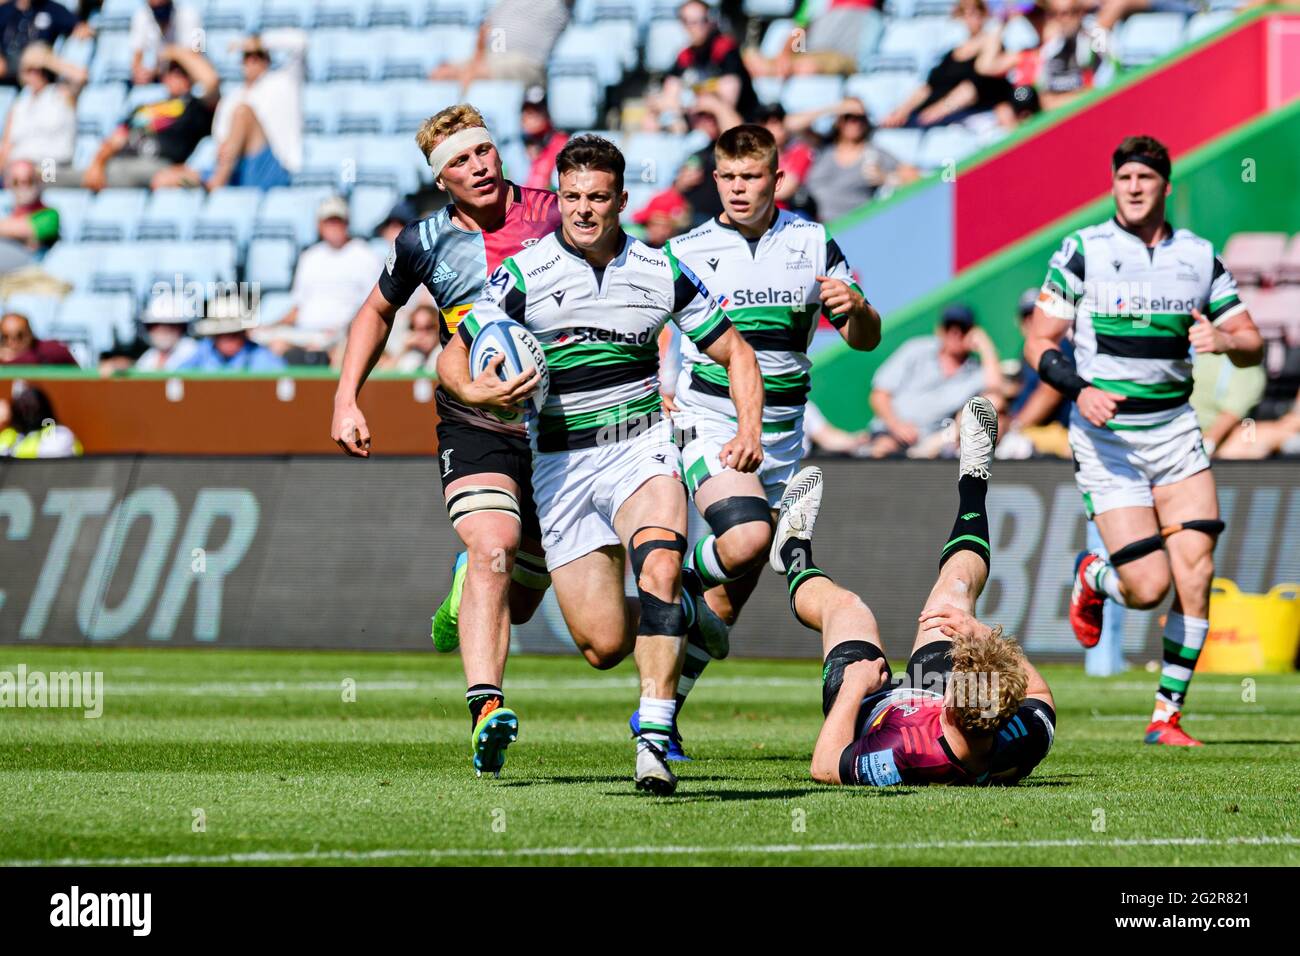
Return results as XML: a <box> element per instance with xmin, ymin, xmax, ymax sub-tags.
<box><xmin>770</xmin><ymin>397</ymin><xmax>1056</xmax><ymax>787</ymax></box>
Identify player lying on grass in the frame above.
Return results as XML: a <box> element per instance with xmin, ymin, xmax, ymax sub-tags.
<box><xmin>631</xmin><ymin>122</ymin><xmax>881</xmax><ymax>760</ymax></box>
<box><xmin>450</xmin><ymin>135</ymin><xmax>764</xmax><ymax>793</ymax></box>
<box><xmin>771</xmin><ymin>398</ymin><xmax>1056</xmax><ymax>786</ymax></box>
<box><xmin>332</xmin><ymin>103</ymin><xmax>560</xmax><ymax>777</ymax></box>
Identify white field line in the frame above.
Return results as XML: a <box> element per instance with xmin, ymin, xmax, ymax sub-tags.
<box><xmin>6</xmin><ymin>834</ymin><xmax>1299</xmax><ymax>867</ymax></box>
<box><xmin>92</xmin><ymin>676</ymin><xmax>821</xmax><ymax>697</ymax></box>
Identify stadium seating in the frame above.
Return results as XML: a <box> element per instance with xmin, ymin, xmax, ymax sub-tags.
<box><xmin>0</xmin><ymin>0</ymin><xmax>1261</xmax><ymax>362</ymax></box>
<box><xmin>1223</xmin><ymin>232</ymin><xmax>1289</xmax><ymax>286</ymax></box>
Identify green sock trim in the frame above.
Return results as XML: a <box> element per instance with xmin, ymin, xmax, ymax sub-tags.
<box><xmin>1163</xmin><ymin>638</ymin><xmax>1202</xmax><ymax>661</ymax></box>
<box><xmin>786</xmin><ymin>567</ymin><xmax>826</xmax><ymax>595</ymax></box>
<box><xmin>640</xmin><ymin>722</ymin><xmax>673</xmax><ymax>734</ymax></box>
<box><xmin>1159</xmin><ymin>675</ymin><xmax>1190</xmax><ymax>694</ymax></box>
<box><xmin>942</xmin><ymin>534</ymin><xmax>990</xmax><ymax>553</ymax></box>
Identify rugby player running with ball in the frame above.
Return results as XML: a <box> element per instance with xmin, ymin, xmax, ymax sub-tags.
<box><xmin>452</xmin><ymin>135</ymin><xmax>764</xmax><ymax>793</ymax></box>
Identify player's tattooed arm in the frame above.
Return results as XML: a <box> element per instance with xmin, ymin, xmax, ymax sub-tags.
<box><xmin>332</xmin><ymin>284</ymin><xmax>400</xmax><ymax>457</ymax></box>
<box><xmin>811</xmin><ymin>659</ymin><xmax>888</xmax><ymax>784</ymax></box>
<box><xmin>703</xmin><ymin>326</ymin><xmax>763</xmax><ymax>472</ymax></box>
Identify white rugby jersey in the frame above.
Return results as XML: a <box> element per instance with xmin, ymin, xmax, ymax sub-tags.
<box><xmin>460</xmin><ymin>228</ymin><xmax>732</xmax><ymax>453</ymax></box>
<box><xmin>667</xmin><ymin>211</ymin><xmax>865</xmax><ymax>424</ymax></box>
<box><xmin>1040</xmin><ymin>218</ymin><xmax>1244</xmax><ymax>429</ymax></box>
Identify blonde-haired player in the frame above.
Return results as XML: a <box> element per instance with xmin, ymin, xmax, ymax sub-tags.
<box><xmin>771</xmin><ymin>398</ymin><xmax>1057</xmax><ymax>787</ymax></box>
<box><xmin>332</xmin><ymin>103</ymin><xmax>560</xmax><ymax>777</ymax></box>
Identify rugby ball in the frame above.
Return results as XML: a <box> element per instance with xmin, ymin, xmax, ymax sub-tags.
<box><xmin>468</xmin><ymin>319</ymin><xmax>549</xmax><ymax>424</ymax></box>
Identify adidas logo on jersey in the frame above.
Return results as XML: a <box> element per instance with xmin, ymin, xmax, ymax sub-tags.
<box><xmin>432</xmin><ymin>261</ymin><xmax>458</xmax><ymax>284</ymax></box>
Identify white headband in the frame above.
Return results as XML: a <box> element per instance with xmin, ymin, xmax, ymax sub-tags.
<box><xmin>427</xmin><ymin>126</ymin><xmax>494</xmax><ymax>179</ymax></box>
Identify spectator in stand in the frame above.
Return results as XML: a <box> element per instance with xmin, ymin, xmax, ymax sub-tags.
<box><xmin>0</xmin><ymin>159</ymin><xmax>58</xmax><ymax>272</ymax></box>
<box><xmin>867</xmin><ymin>304</ymin><xmax>1004</xmax><ymax>458</ymax></box>
<box><xmin>0</xmin><ymin>381</ymin><xmax>81</xmax><ymax>457</ymax></box>
<box><xmin>0</xmin><ymin>42</ymin><xmax>85</xmax><ymax>185</ymax></box>
<box><xmin>374</xmin><ymin>199</ymin><xmax>417</xmax><ymax>245</ymax></box>
<box><xmin>271</xmin><ymin>196</ymin><xmax>380</xmax><ymax>351</ymax></box>
<box><xmin>178</xmin><ymin>296</ymin><xmax>286</xmax><ymax>372</ymax></box>
<box><xmin>134</xmin><ymin>294</ymin><xmax>200</xmax><ymax>371</ymax></box>
<box><xmin>431</xmin><ymin>0</ymin><xmax>569</xmax><ymax>89</ymax></box>
<box><xmin>1212</xmin><ymin>385</ymin><xmax>1300</xmax><ymax>459</ymax></box>
<box><xmin>130</xmin><ymin>0</ymin><xmax>203</xmax><ymax>85</ymax></box>
<box><xmin>755</xmin><ymin>104</ymin><xmax>816</xmax><ymax>216</ymax></box>
<box><xmin>976</xmin><ymin>0</ymin><xmax>1096</xmax><ymax>118</ymax></box>
<box><xmin>644</xmin><ymin>1</ymin><xmax>758</xmax><ymax>129</ymax></box>
<box><xmin>0</xmin><ymin>311</ymin><xmax>76</xmax><ymax>365</ymax></box>
<box><xmin>633</xmin><ymin>188</ymin><xmax>690</xmax><ymax>248</ymax></box>
<box><xmin>881</xmin><ymin>0</ymin><xmax>1013</xmax><ymax>128</ymax></box>
<box><xmin>1190</xmin><ymin>350</ymin><xmax>1266</xmax><ymax>459</ymax></box>
<box><xmin>83</xmin><ymin>45</ymin><xmax>218</xmax><ymax>190</ymax></box>
<box><xmin>1002</xmin><ymin>287</ymin><xmax>1071</xmax><ymax>458</ymax></box>
<box><xmin>521</xmin><ymin>86</ymin><xmax>567</xmax><ymax>190</ymax></box>
<box><xmin>0</xmin><ymin>0</ymin><xmax>91</xmax><ymax>88</ymax></box>
<box><xmin>801</xmin><ymin>400</ymin><xmax>872</xmax><ymax>457</ymax></box>
<box><xmin>199</xmin><ymin>30</ymin><xmax>306</xmax><ymax>190</ymax></box>
<box><xmin>388</xmin><ymin>303</ymin><xmax>441</xmax><ymax>373</ymax></box>
<box><xmin>792</xmin><ymin>98</ymin><xmax>919</xmax><ymax>223</ymax></box>
<box><xmin>674</xmin><ymin>93</ymin><xmax>741</xmax><ymax>227</ymax></box>
<box><xmin>745</xmin><ymin>0</ymin><xmax>879</xmax><ymax>77</ymax></box>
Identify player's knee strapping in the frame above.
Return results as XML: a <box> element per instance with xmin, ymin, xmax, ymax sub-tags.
<box><xmin>1110</xmin><ymin>519</ymin><xmax>1224</xmax><ymax>568</ymax></box>
<box><xmin>692</xmin><ymin>497</ymin><xmax>772</xmax><ymax>587</ymax></box>
<box><xmin>1108</xmin><ymin>533</ymin><xmax>1164</xmax><ymax>567</ymax></box>
<box><xmin>447</xmin><ymin>485</ymin><xmax>520</xmax><ymax>528</ymax></box>
<box><xmin>510</xmin><ymin>549</ymin><xmax>550</xmax><ymax>591</ymax></box>
<box><xmin>631</xmin><ymin>527</ymin><xmax>689</xmax><ymax>637</ymax></box>
<box><xmin>821</xmin><ymin>640</ymin><xmax>891</xmax><ymax>717</ymax></box>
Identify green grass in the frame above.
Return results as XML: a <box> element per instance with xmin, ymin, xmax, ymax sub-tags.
<box><xmin>2</xmin><ymin>648</ymin><xmax>1298</xmax><ymax>866</ymax></box>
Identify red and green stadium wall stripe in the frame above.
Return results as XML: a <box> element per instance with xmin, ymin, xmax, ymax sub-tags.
<box><xmin>826</xmin><ymin>8</ymin><xmax>1300</xmax><ymax>324</ymax></box>
<box><xmin>811</xmin><ymin>93</ymin><xmax>1300</xmax><ymax>431</ymax></box>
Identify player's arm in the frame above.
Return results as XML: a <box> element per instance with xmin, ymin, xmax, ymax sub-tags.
<box><xmin>811</xmin><ymin>659</ymin><xmax>889</xmax><ymax>784</ymax></box>
<box><xmin>1026</xmin><ymin>234</ymin><xmax>1128</xmax><ymax>428</ymax></box>
<box><xmin>1190</xmin><ymin>255</ymin><xmax>1263</xmax><ymax>369</ymax></box>
<box><xmin>665</xmin><ymin>246</ymin><xmax>762</xmax><ymax>470</ymax></box>
<box><xmin>331</xmin><ymin>284</ymin><xmax>399</xmax><ymax>457</ymax></box>
<box><xmin>702</xmin><ymin>326</ymin><xmax>763</xmax><ymax>472</ymax></box>
<box><xmin>444</xmin><ymin>260</ymin><xmax>540</xmax><ymax>413</ymax></box>
<box><xmin>820</xmin><ymin>238</ymin><xmax>880</xmax><ymax>351</ymax></box>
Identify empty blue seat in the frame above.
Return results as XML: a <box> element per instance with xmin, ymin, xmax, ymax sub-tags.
<box><xmin>256</xmin><ymin>186</ymin><xmax>336</xmax><ymax>247</ymax></box>
<box><xmin>136</xmin><ymin>189</ymin><xmax>206</xmax><ymax>240</ymax></box>
<box><xmin>395</xmin><ymin>80</ymin><xmax>461</xmax><ymax>132</ymax></box>
<box><xmin>80</xmin><ymin>188</ymin><xmax>149</xmax><ymax>241</ymax></box>
<box><xmin>645</xmin><ymin>18</ymin><xmax>688</xmax><ymax>74</ymax></box>
<box><xmin>367</xmin><ymin>0</ymin><xmax>427</xmax><ymax>27</ymax></box>
<box><xmin>42</xmin><ymin>188</ymin><xmax>93</xmax><ymax>242</ymax></box>
<box><xmin>246</xmin><ymin>238</ymin><xmax>299</xmax><ymax>291</ymax></box>
<box><xmin>780</xmin><ymin>75</ymin><xmax>844</xmax><ymax>116</ymax></box>
<box><xmin>349</xmin><ymin>185</ymin><xmax>399</xmax><ymax>235</ymax></box>
<box><xmin>58</xmin><ymin>292</ymin><xmax>135</xmax><ymax>355</ymax></box>
<box><xmin>40</xmin><ymin>241</ymin><xmax>104</xmax><ymax>289</ymax></box>
<box><xmin>194</xmin><ymin>187</ymin><xmax>263</xmax><ymax>248</ymax></box>
<box><xmin>357</xmin><ymin>136</ymin><xmax>422</xmax><ymax>195</ymax></box>
<box><xmin>845</xmin><ymin>71</ymin><xmax>920</xmax><ymax>123</ymax></box>
<box><xmin>89</xmin><ymin>33</ymin><xmax>133</xmax><ymax>84</ymax></box>
<box><xmin>76</xmin><ymin>83</ymin><xmax>126</xmax><ymax>137</ymax></box>
<box><xmin>1118</xmin><ymin>13</ymin><xmax>1188</xmax><ymax>67</ymax></box>
<box><xmin>464</xmin><ymin>80</ymin><xmax>525</xmax><ymax>141</ymax></box>
<box><xmin>261</xmin><ymin>0</ymin><xmax>316</xmax><ymax>28</ymax></box>
<box><xmin>313</xmin><ymin>0</ymin><xmax>370</xmax><ymax>28</ymax></box>
<box><xmin>296</xmin><ymin>136</ymin><xmax>363</xmax><ymax>190</ymax></box>
<box><xmin>870</xmin><ymin>128</ymin><xmax>924</xmax><ymax>168</ymax></box>
<box><xmin>204</xmin><ymin>0</ymin><xmax>263</xmax><ymax>31</ymax></box>
<box><xmin>915</xmin><ymin>125</ymin><xmax>980</xmax><ymax>170</ymax></box>
<box><xmin>256</xmin><ymin>290</ymin><xmax>296</xmax><ymax>326</ymax></box>
<box><xmin>547</xmin><ymin>70</ymin><xmax>601</xmax><ymax>131</ymax></box>
<box><xmin>381</xmin><ymin>32</ymin><xmax>439</xmax><ymax>80</ymax></box>
<box><xmin>623</xmin><ymin>132</ymin><xmax>691</xmax><ymax>192</ymax></box>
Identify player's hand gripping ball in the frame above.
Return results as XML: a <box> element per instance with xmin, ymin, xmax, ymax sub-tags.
<box><xmin>468</xmin><ymin>320</ymin><xmax>550</xmax><ymax>424</ymax></box>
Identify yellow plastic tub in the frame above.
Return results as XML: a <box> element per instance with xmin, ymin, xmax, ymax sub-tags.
<box><xmin>1199</xmin><ymin>579</ymin><xmax>1300</xmax><ymax>674</ymax></box>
